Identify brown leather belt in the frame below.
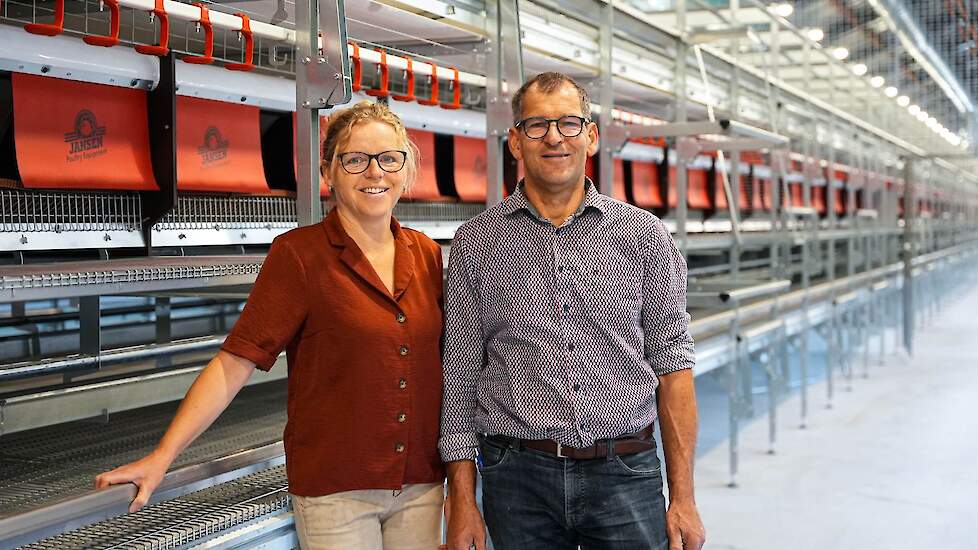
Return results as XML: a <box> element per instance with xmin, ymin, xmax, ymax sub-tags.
<box><xmin>487</xmin><ymin>424</ymin><xmax>655</xmax><ymax>460</ymax></box>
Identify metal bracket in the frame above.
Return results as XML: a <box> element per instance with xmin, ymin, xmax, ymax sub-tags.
<box><xmin>295</xmin><ymin>0</ymin><xmax>352</xmax><ymax>109</ymax></box>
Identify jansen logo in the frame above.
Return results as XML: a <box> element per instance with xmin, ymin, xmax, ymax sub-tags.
<box><xmin>64</xmin><ymin>109</ymin><xmax>107</xmax><ymax>160</ymax></box>
<box><xmin>198</xmin><ymin>126</ymin><xmax>230</xmax><ymax>165</ymax></box>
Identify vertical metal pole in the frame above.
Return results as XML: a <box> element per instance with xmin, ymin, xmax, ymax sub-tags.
<box><xmin>768</xmin><ymin>20</ymin><xmax>782</xmax><ymax>280</ymax></box>
<box><xmin>597</xmin><ymin>0</ymin><xmax>617</xmax><ymax>199</ymax></box>
<box><xmin>902</xmin><ymin>158</ymin><xmax>915</xmax><ymax>355</ymax></box>
<box><xmin>485</xmin><ymin>0</ymin><xmax>524</xmax><ymax>207</ymax></box>
<box><xmin>295</xmin><ymin>0</ymin><xmax>323</xmax><ymax>226</ymax></box>
<box><xmin>729</xmin><ymin>324</ymin><xmax>741</xmax><ymax>488</ymax></box>
<box><xmin>729</xmin><ymin>0</ymin><xmax>742</xmax><ymax>278</ymax></box>
<box><xmin>155</xmin><ymin>296</ymin><xmax>172</xmax><ymax>369</ymax></box>
<box><xmin>675</xmin><ymin>0</ymin><xmax>688</xmax><ymax>254</ymax></box>
<box><xmin>79</xmin><ymin>296</ymin><xmax>100</xmax><ymax>357</ymax></box>
<box><xmin>827</xmin><ymin>303</ymin><xmax>835</xmax><ymax>409</ymax></box>
<box><xmin>155</xmin><ymin>297</ymin><xmax>171</xmax><ymax>344</ymax></box>
<box><xmin>765</xmin><ymin>341</ymin><xmax>777</xmax><ymax>455</ymax></box>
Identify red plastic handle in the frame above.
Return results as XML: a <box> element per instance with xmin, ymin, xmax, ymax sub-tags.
<box><xmin>182</xmin><ymin>3</ymin><xmax>214</xmax><ymax>64</ymax></box>
<box><xmin>365</xmin><ymin>49</ymin><xmax>390</xmax><ymax>98</ymax></box>
<box><xmin>24</xmin><ymin>0</ymin><xmax>65</xmax><ymax>36</ymax></box>
<box><xmin>418</xmin><ymin>63</ymin><xmax>439</xmax><ymax>106</ymax></box>
<box><xmin>134</xmin><ymin>0</ymin><xmax>170</xmax><ymax>56</ymax></box>
<box><xmin>83</xmin><ymin>0</ymin><xmax>121</xmax><ymax>47</ymax></box>
<box><xmin>440</xmin><ymin>66</ymin><xmax>461</xmax><ymax>110</ymax></box>
<box><xmin>391</xmin><ymin>57</ymin><xmax>416</xmax><ymax>102</ymax></box>
<box><xmin>225</xmin><ymin>13</ymin><xmax>255</xmax><ymax>71</ymax></box>
<box><xmin>350</xmin><ymin>43</ymin><xmax>363</xmax><ymax>93</ymax></box>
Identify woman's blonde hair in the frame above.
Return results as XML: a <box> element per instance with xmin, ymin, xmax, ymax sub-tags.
<box><xmin>320</xmin><ymin>100</ymin><xmax>419</xmax><ymax>193</ymax></box>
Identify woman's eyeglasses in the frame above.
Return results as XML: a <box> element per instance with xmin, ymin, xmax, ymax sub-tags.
<box><xmin>338</xmin><ymin>150</ymin><xmax>408</xmax><ymax>174</ymax></box>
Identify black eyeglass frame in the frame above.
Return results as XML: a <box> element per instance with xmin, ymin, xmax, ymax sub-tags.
<box><xmin>337</xmin><ymin>150</ymin><xmax>409</xmax><ymax>174</ymax></box>
<box><xmin>514</xmin><ymin>115</ymin><xmax>591</xmax><ymax>139</ymax></box>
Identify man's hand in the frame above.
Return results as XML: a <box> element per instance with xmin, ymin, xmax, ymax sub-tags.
<box><xmin>666</xmin><ymin>500</ymin><xmax>706</xmax><ymax>550</ymax></box>
<box><xmin>445</xmin><ymin>459</ymin><xmax>487</xmax><ymax>550</ymax></box>
<box><xmin>94</xmin><ymin>450</ymin><xmax>170</xmax><ymax>513</ymax></box>
<box><xmin>446</xmin><ymin>494</ymin><xmax>488</xmax><ymax>550</ymax></box>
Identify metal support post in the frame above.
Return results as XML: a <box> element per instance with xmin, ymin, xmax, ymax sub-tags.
<box><xmin>155</xmin><ymin>297</ymin><xmax>172</xmax><ymax>345</ymax></box>
<box><xmin>843</xmin><ymin>305</ymin><xmax>854</xmax><ymax>391</ymax></box>
<box><xmin>597</xmin><ymin>0</ymin><xmax>618</xmax><ymax>199</ymax></box>
<box><xmin>763</xmin><ymin>345</ymin><xmax>777</xmax><ymax>455</ymax></box>
<box><xmin>79</xmin><ymin>296</ymin><xmax>100</xmax><ymax>359</ymax></box>
<box><xmin>675</xmin><ymin>0</ymin><xmax>688</xmax><ymax>254</ymax></box>
<box><xmin>799</xmin><ymin>216</ymin><xmax>811</xmax><ymax>428</ymax></box>
<box><xmin>902</xmin><ymin>158</ymin><xmax>915</xmax><ymax>355</ymax></box>
<box><xmin>485</xmin><ymin>0</ymin><xmax>524</xmax><ymax>207</ymax></box>
<box><xmin>155</xmin><ymin>297</ymin><xmax>172</xmax><ymax>369</ymax></box>
<box><xmin>826</xmin><ymin>302</ymin><xmax>837</xmax><ymax>409</ymax></box>
<box><xmin>728</xmin><ymin>330</ymin><xmax>742</xmax><ymax>488</ymax></box>
<box><xmin>295</xmin><ymin>0</ymin><xmax>352</xmax><ymax>226</ymax></box>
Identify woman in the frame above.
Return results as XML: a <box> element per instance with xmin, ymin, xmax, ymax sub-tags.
<box><xmin>96</xmin><ymin>101</ymin><xmax>446</xmax><ymax>549</ymax></box>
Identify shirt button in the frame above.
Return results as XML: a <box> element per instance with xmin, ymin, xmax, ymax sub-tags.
<box><xmin>395</xmin><ymin>443</ymin><xmax>405</xmax><ymax>453</ymax></box>
<box><xmin>397</xmin><ymin>412</ymin><xmax>407</xmax><ymax>423</ymax></box>
<box><xmin>399</xmin><ymin>345</ymin><xmax>409</xmax><ymax>356</ymax></box>
<box><xmin>562</xmin><ymin>304</ymin><xmax>570</xmax><ymax>313</ymax></box>
<box><xmin>573</xmin><ymin>383</ymin><xmax>581</xmax><ymax>392</ymax></box>
<box><xmin>399</xmin><ymin>378</ymin><xmax>407</xmax><ymax>389</ymax></box>
<box><xmin>558</xmin><ymin>265</ymin><xmax>565</xmax><ymax>273</ymax></box>
<box><xmin>397</xmin><ymin>312</ymin><xmax>406</xmax><ymax>323</ymax></box>
<box><xmin>568</xmin><ymin>343</ymin><xmax>575</xmax><ymax>352</ymax></box>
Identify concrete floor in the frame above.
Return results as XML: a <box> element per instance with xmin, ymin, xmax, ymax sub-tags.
<box><xmin>695</xmin><ymin>286</ymin><xmax>978</xmax><ymax>549</ymax></box>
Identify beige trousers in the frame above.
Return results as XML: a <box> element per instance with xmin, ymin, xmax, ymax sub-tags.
<box><xmin>291</xmin><ymin>482</ymin><xmax>444</xmax><ymax>550</ymax></box>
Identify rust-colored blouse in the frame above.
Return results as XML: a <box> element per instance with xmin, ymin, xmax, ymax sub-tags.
<box><xmin>222</xmin><ymin>211</ymin><xmax>445</xmax><ymax>496</ymax></box>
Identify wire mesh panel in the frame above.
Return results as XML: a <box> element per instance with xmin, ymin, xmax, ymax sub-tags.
<box><xmin>154</xmin><ymin>194</ymin><xmax>298</xmax><ymax>231</ymax></box>
<box><xmin>0</xmin><ymin>380</ymin><xmax>287</xmax><ymax>517</ymax></box>
<box><xmin>20</xmin><ymin>465</ymin><xmax>290</xmax><ymax>549</ymax></box>
<box><xmin>392</xmin><ymin>201</ymin><xmax>485</xmax><ymax>221</ymax></box>
<box><xmin>0</xmin><ymin>189</ymin><xmax>142</xmax><ymax>234</ymax></box>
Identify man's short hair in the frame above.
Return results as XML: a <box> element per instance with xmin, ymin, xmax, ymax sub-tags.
<box><xmin>511</xmin><ymin>72</ymin><xmax>591</xmax><ymax>124</ymax></box>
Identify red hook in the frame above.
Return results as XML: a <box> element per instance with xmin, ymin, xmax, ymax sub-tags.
<box><xmin>417</xmin><ymin>62</ymin><xmax>439</xmax><ymax>106</ymax></box>
<box><xmin>391</xmin><ymin>56</ymin><xmax>416</xmax><ymax>102</ymax></box>
<box><xmin>365</xmin><ymin>49</ymin><xmax>390</xmax><ymax>98</ymax></box>
<box><xmin>440</xmin><ymin>66</ymin><xmax>461</xmax><ymax>109</ymax></box>
<box><xmin>350</xmin><ymin>42</ymin><xmax>363</xmax><ymax>93</ymax></box>
<box><xmin>24</xmin><ymin>0</ymin><xmax>64</xmax><ymax>36</ymax></box>
<box><xmin>182</xmin><ymin>3</ymin><xmax>214</xmax><ymax>64</ymax></box>
<box><xmin>225</xmin><ymin>13</ymin><xmax>255</xmax><ymax>71</ymax></box>
<box><xmin>134</xmin><ymin>0</ymin><xmax>170</xmax><ymax>56</ymax></box>
<box><xmin>83</xmin><ymin>0</ymin><xmax>120</xmax><ymax>47</ymax></box>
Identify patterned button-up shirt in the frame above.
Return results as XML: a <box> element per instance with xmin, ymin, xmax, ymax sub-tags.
<box><xmin>439</xmin><ymin>180</ymin><xmax>695</xmax><ymax>462</ymax></box>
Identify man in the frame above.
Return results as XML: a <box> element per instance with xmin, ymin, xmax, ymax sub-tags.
<box><xmin>440</xmin><ymin>72</ymin><xmax>705</xmax><ymax>550</ymax></box>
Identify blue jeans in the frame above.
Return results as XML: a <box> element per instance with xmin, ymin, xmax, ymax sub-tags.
<box><xmin>478</xmin><ymin>435</ymin><xmax>668</xmax><ymax>550</ymax></box>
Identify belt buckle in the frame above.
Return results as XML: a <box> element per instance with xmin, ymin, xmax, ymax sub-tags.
<box><xmin>555</xmin><ymin>443</ymin><xmax>567</xmax><ymax>458</ymax></box>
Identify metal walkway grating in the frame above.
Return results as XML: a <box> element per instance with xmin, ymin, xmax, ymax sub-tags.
<box><xmin>0</xmin><ymin>380</ymin><xmax>287</xmax><ymax>517</ymax></box>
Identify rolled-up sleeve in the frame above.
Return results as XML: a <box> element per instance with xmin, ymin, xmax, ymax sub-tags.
<box><xmin>222</xmin><ymin>238</ymin><xmax>309</xmax><ymax>371</ymax></box>
<box><xmin>438</xmin><ymin>234</ymin><xmax>484</xmax><ymax>462</ymax></box>
<box><xmin>642</xmin><ymin>219</ymin><xmax>695</xmax><ymax>376</ymax></box>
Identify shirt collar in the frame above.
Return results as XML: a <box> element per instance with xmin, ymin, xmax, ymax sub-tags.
<box><xmin>323</xmin><ymin>208</ymin><xmax>414</xmax><ymax>250</ymax></box>
<box><xmin>501</xmin><ymin>177</ymin><xmax>609</xmax><ymax>222</ymax></box>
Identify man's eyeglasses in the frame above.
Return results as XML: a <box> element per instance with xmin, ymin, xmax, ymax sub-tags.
<box><xmin>515</xmin><ymin>115</ymin><xmax>590</xmax><ymax>139</ymax></box>
<box><xmin>338</xmin><ymin>150</ymin><xmax>408</xmax><ymax>174</ymax></box>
